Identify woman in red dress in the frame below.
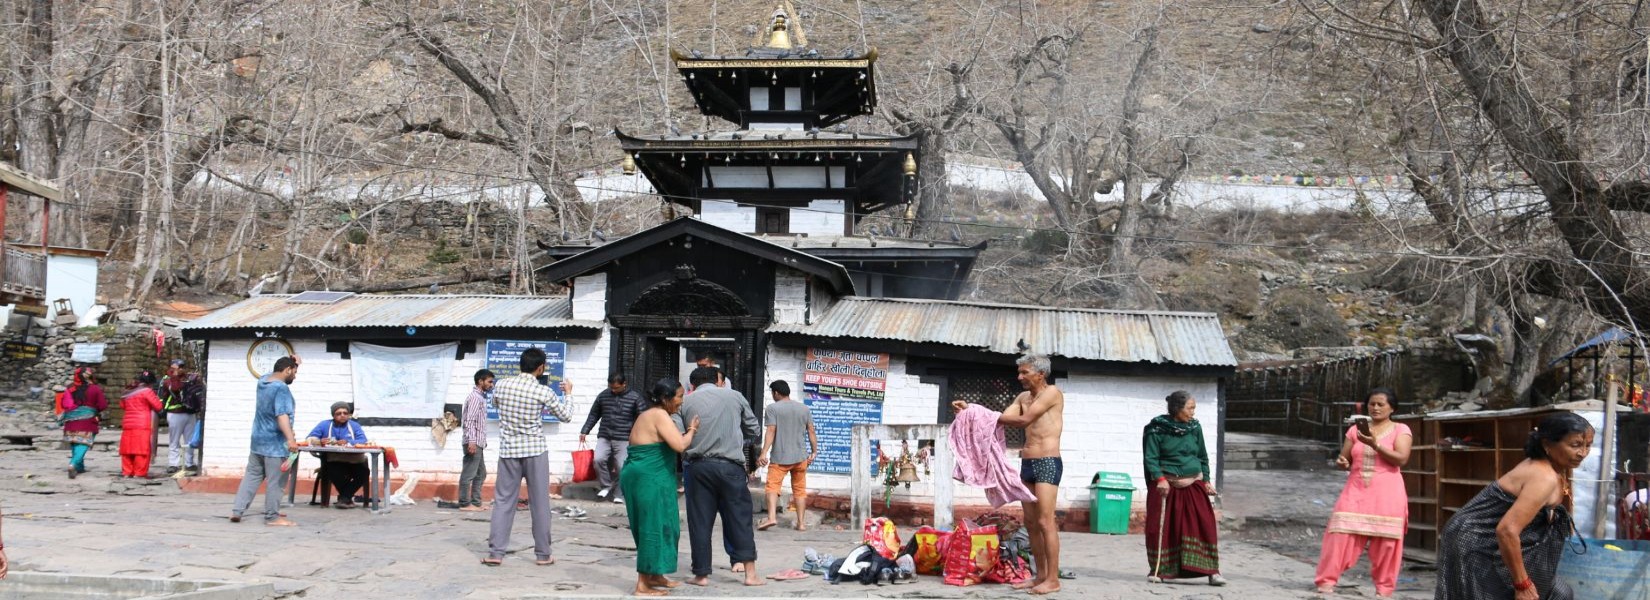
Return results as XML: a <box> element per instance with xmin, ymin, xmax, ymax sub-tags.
<box><xmin>118</xmin><ymin>371</ymin><xmax>165</xmax><ymax>478</ymax></box>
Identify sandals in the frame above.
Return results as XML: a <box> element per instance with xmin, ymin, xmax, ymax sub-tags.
<box><xmin>480</xmin><ymin>557</ymin><xmax>503</xmax><ymax>567</ymax></box>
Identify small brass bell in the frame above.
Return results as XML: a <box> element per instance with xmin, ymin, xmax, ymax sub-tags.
<box><xmin>896</xmin><ymin>463</ymin><xmax>920</xmax><ymax>483</ymax></box>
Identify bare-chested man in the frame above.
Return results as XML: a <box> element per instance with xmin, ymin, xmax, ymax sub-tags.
<box><xmin>952</xmin><ymin>353</ymin><xmax>1064</xmax><ymax>595</ymax></box>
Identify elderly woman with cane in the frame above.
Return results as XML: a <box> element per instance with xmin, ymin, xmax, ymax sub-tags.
<box><xmin>1142</xmin><ymin>390</ymin><xmax>1225</xmax><ymax>586</ymax></box>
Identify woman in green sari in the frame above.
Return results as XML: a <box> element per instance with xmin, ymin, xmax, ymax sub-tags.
<box><xmin>620</xmin><ymin>378</ymin><xmax>699</xmax><ymax>597</ymax></box>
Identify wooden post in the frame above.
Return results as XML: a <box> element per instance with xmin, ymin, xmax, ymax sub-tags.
<box><xmin>932</xmin><ymin>429</ymin><xmax>955</xmax><ymax>530</ymax></box>
<box><xmin>851</xmin><ymin>423</ymin><xmax>870</xmax><ymax>527</ymax></box>
<box><xmin>1593</xmin><ymin>380</ymin><xmax>1621</xmax><ymax>539</ymax></box>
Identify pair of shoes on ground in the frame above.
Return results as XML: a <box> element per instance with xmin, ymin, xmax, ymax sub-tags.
<box><xmin>800</xmin><ymin>547</ymin><xmax>837</xmax><ymax>576</ymax></box>
<box><xmin>560</xmin><ymin>506</ymin><xmax>588</xmax><ymax>519</ymax></box>
<box><xmin>598</xmin><ymin>487</ymin><xmax>626</xmax><ymax>504</ymax></box>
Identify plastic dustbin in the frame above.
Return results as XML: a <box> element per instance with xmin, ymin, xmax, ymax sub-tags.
<box><xmin>1089</xmin><ymin>471</ymin><xmax>1135</xmax><ymax>534</ymax></box>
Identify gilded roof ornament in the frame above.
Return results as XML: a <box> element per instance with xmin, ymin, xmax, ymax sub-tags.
<box><xmin>754</xmin><ymin>1</ymin><xmax>808</xmax><ymax>49</ymax></box>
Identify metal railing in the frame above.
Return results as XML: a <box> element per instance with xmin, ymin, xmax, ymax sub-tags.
<box><xmin>1227</xmin><ymin>396</ymin><xmax>1364</xmax><ymax>444</ymax></box>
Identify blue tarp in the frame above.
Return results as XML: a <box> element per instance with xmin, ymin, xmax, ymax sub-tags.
<box><xmin>1551</xmin><ymin>328</ymin><xmax>1640</xmax><ymax>366</ymax></box>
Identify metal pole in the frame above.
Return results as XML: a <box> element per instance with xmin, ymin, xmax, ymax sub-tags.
<box><xmin>1594</xmin><ymin>380</ymin><xmax>1621</xmax><ymax>539</ymax></box>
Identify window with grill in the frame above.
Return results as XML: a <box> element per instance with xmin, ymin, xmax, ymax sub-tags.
<box><xmin>947</xmin><ymin>374</ymin><xmax>1024</xmax><ymax>449</ymax></box>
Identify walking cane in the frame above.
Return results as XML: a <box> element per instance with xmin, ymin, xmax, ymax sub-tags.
<box><xmin>1148</xmin><ymin>486</ymin><xmax>1169</xmax><ymax>583</ymax></box>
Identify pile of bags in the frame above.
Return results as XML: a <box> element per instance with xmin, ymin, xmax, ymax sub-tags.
<box><xmin>820</xmin><ymin>514</ymin><xmax>1032</xmax><ymax>587</ymax></box>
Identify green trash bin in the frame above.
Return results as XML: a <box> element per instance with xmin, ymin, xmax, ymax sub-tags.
<box><xmin>1089</xmin><ymin>471</ymin><xmax>1135</xmax><ymax>534</ymax></box>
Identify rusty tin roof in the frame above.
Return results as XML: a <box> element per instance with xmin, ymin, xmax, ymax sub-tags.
<box><xmin>180</xmin><ymin>294</ymin><xmax>601</xmax><ymax>331</ymax></box>
<box><xmin>769</xmin><ymin>297</ymin><xmax>1237</xmax><ymax>367</ymax></box>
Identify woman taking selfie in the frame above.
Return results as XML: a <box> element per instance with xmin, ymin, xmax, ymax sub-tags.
<box><xmin>1314</xmin><ymin>388</ymin><xmax>1410</xmax><ymax>597</ymax></box>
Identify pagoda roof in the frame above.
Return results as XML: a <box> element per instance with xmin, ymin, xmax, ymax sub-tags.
<box><xmin>616</xmin><ymin>128</ymin><xmax>915</xmax><ymax>153</ymax></box>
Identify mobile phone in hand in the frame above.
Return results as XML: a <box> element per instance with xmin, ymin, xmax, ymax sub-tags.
<box><xmin>1347</xmin><ymin>414</ymin><xmax>1372</xmax><ymax>437</ymax></box>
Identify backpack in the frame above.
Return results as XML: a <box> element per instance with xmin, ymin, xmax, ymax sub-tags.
<box><xmin>179</xmin><ymin>379</ymin><xmax>206</xmax><ymax>413</ymax></box>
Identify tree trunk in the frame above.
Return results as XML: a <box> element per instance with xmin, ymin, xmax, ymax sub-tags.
<box><xmin>13</xmin><ymin>0</ymin><xmax>61</xmax><ymax>245</ymax></box>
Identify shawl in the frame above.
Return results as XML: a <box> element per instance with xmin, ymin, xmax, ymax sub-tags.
<box><xmin>1146</xmin><ymin>415</ymin><xmax>1199</xmax><ymax>437</ymax></box>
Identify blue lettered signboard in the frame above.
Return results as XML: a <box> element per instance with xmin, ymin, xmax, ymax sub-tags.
<box><xmin>483</xmin><ymin>340</ymin><xmax>567</xmax><ymax>422</ymax></box>
<box><xmin>801</xmin><ymin>348</ymin><xmax>890</xmax><ymax>474</ymax></box>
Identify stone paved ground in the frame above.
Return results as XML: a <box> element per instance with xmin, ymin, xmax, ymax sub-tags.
<box><xmin>0</xmin><ymin>437</ymin><xmax>1413</xmax><ymax>599</ymax></box>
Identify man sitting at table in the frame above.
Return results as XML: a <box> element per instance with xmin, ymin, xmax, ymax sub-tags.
<box><xmin>306</xmin><ymin>402</ymin><xmax>371</xmax><ymax>508</ymax></box>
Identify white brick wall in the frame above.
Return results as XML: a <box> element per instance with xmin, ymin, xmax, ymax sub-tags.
<box><xmin>759</xmin><ymin>344</ymin><xmax>1222</xmax><ymax>510</ymax></box>
<box><xmin>772</xmin><ymin>269</ymin><xmax>808</xmax><ymax>325</ymax></box>
<box><xmin>572</xmin><ymin>274</ymin><xmax>606</xmax><ymax>321</ymax></box>
<box><xmin>202</xmin><ymin>329</ymin><xmax>614</xmax><ymax>483</ymax></box>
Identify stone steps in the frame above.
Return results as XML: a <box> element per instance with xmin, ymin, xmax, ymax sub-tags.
<box><xmin>1224</xmin><ymin>432</ymin><xmax>1337</xmax><ymax>471</ymax></box>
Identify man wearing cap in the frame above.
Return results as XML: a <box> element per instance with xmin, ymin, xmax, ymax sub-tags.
<box><xmin>160</xmin><ymin>359</ymin><xmax>204</xmax><ymax>475</ymax></box>
<box><xmin>305</xmin><ymin>402</ymin><xmax>371</xmax><ymax>508</ymax></box>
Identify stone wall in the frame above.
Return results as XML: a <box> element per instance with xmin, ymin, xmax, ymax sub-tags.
<box><xmin>0</xmin><ymin>314</ymin><xmax>199</xmax><ymax>426</ymax></box>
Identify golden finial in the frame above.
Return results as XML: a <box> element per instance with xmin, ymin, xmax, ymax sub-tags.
<box><xmin>903</xmin><ymin>152</ymin><xmax>918</xmax><ymax>176</ymax></box>
<box><xmin>755</xmin><ymin>1</ymin><xmax>808</xmax><ymax>49</ymax></box>
<box><xmin>622</xmin><ymin>153</ymin><xmax>637</xmax><ymax>175</ymax></box>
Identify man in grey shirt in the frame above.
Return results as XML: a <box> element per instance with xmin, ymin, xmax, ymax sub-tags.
<box><xmin>678</xmin><ymin>366</ymin><xmax>763</xmax><ymax>587</ymax></box>
<box><xmin>757</xmin><ymin>380</ymin><xmax>817</xmax><ymax>531</ymax></box>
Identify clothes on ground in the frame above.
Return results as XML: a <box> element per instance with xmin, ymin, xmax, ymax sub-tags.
<box><xmin>1143</xmin><ymin>415</ymin><xmax>1211</xmax><ymax>482</ymax></box>
<box><xmin>1145</xmin><ymin>479</ymin><xmax>1220</xmax><ymax>579</ymax></box>
<box><xmin>1020</xmin><ymin>456</ymin><xmax>1063</xmax><ymax>486</ymax></box>
<box><xmin>763</xmin><ymin>399</ymin><xmax>813</xmax><ymax>465</ymax></box>
<box><xmin>461</xmin><ymin>387</ymin><xmax>489</xmax><ymax>448</ymax></box>
<box><xmin>823</xmin><ymin>544</ymin><xmax>903</xmax><ymax>585</ymax></box>
<box><xmin>1435</xmin><ymin>482</ymin><xmax>1574</xmax><ymax>600</ymax></box>
<box><xmin>252</xmin><ymin>377</ymin><xmax>297</xmax><ymax>458</ymax></box>
<box><xmin>621</xmin><ymin>442</ymin><xmax>681</xmax><ymax>575</ymax></box>
<box><xmin>680</xmin><ymin>384</ymin><xmax>758</xmax><ymax>465</ymax></box>
<box><xmin>581</xmin><ymin>388</ymin><xmax>647</xmax><ymax>440</ymax></box>
<box><xmin>488</xmin><ymin>452</ymin><xmax>554</xmax><ymax>561</ymax></box>
<box><xmin>491</xmin><ymin>373</ymin><xmax>571</xmax><ymax>459</ymax></box>
<box><xmin>947</xmin><ymin>405</ymin><xmax>1035</xmax><ymax>508</ymax></box>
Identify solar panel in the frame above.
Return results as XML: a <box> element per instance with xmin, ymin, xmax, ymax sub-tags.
<box><xmin>286</xmin><ymin>291</ymin><xmax>356</xmax><ymax>304</ymax></box>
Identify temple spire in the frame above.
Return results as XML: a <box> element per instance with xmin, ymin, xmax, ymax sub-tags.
<box><xmin>755</xmin><ymin>1</ymin><xmax>808</xmax><ymax>49</ymax></box>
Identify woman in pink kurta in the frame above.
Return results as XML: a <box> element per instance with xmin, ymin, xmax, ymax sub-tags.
<box><xmin>1315</xmin><ymin>388</ymin><xmax>1411</xmax><ymax>598</ymax></box>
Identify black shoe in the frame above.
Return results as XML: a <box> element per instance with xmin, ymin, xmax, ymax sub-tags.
<box><xmin>68</xmin><ymin>468</ymin><xmax>77</xmax><ymax>479</ymax></box>
<box><xmin>166</xmin><ymin>467</ymin><xmax>180</xmax><ymax>475</ymax></box>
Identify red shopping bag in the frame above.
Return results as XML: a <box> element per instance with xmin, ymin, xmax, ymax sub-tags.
<box><xmin>571</xmin><ymin>444</ymin><xmax>596</xmax><ymax>483</ymax></box>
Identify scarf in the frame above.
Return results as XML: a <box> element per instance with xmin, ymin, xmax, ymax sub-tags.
<box><xmin>1146</xmin><ymin>414</ymin><xmax>1199</xmax><ymax>437</ymax></box>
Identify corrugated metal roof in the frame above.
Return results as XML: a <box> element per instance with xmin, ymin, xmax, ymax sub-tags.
<box><xmin>769</xmin><ymin>297</ymin><xmax>1237</xmax><ymax>367</ymax></box>
<box><xmin>180</xmin><ymin>294</ymin><xmax>601</xmax><ymax>331</ymax></box>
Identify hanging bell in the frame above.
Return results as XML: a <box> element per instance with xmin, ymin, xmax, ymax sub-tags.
<box><xmin>896</xmin><ymin>463</ymin><xmax>920</xmax><ymax>483</ymax></box>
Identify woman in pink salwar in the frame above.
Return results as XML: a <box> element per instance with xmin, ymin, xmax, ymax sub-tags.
<box><xmin>1315</xmin><ymin>388</ymin><xmax>1411</xmax><ymax>597</ymax></box>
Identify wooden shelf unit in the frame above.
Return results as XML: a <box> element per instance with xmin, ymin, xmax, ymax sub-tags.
<box><xmin>1399</xmin><ymin>411</ymin><xmax>1545</xmax><ymax>562</ymax></box>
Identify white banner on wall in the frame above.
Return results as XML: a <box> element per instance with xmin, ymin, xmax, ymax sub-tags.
<box><xmin>348</xmin><ymin>342</ymin><xmax>456</xmax><ymax>418</ymax></box>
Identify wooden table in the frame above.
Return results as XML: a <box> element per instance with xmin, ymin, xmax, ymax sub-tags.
<box><xmin>285</xmin><ymin>446</ymin><xmax>391</xmax><ymax>513</ymax></box>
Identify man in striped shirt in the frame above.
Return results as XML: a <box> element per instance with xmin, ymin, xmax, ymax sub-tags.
<box><xmin>458</xmin><ymin>369</ymin><xmax>495</xmax><ymax>512</ymax></box>
<box><xmin>483</xmin><ymin>348</ymin><xmax>574</xmax><ymax>566</ymax></box>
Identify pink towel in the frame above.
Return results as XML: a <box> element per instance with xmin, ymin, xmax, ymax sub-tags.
<box><xmin>948</xmin><ymin>405</ymin><xmax>1036</xmax><ymax>507</ymax></box>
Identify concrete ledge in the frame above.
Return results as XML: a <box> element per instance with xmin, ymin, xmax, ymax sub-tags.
<box><xmin>2</xmin><ymin>571</ymin><xmax>275</xmax><ymax>599</ymax></box>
